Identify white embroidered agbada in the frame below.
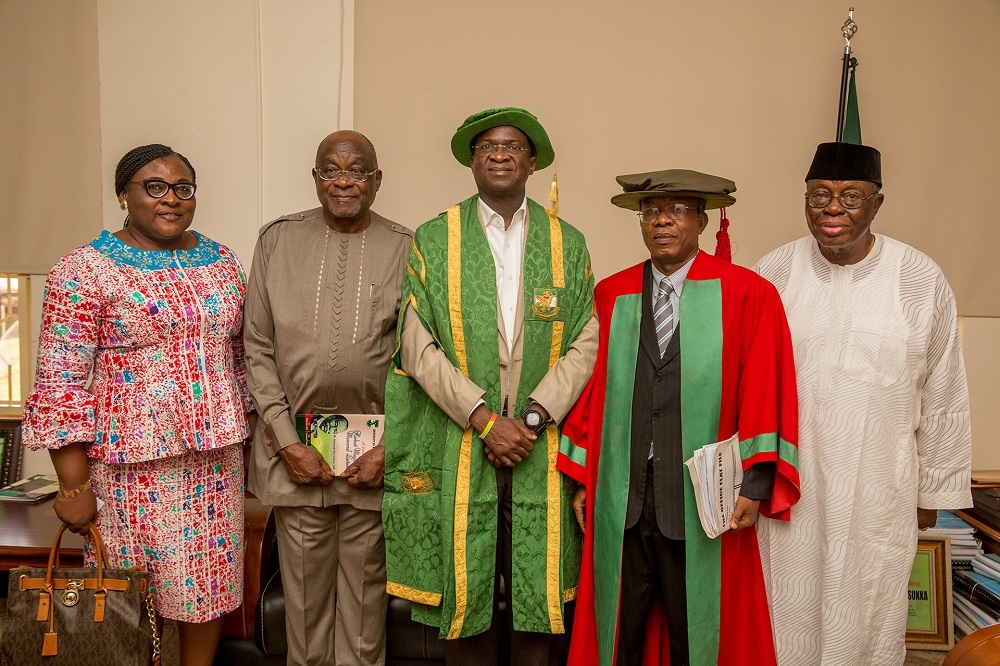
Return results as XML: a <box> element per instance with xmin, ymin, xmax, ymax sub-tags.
<box><xmin>755</xmin><ymin>234</ymin><xmax>972</xmax><ymax>666</ymax></box>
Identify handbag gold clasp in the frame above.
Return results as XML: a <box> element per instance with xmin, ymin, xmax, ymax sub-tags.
<box><xmin>62</xmin><ymin>579</ymin><xmax>85</xmax><ymax>607</ymax></box>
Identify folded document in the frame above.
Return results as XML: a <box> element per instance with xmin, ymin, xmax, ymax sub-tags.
<box><xmin>684</xmin><ymin>433</ymin><xmax>744</xmax><ymax>539</ymax></box>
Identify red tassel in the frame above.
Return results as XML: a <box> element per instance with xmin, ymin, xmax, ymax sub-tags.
<box><xmin>714</xmin><ymin>208</ymin><xmax>732</xmax><ymax>262</ymax></box>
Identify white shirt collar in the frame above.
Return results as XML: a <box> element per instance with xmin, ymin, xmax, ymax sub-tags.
<box><xmin>651</xmin><ymin>251</ymin><xmax>698</xmax><ymax>295</ymax></box>
<box><xmin>477</xmin><ymin>196</ymin><xmax>528</xmax><ymax>231</ymax></box>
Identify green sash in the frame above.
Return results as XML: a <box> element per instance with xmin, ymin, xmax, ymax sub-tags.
<box><xmin>383</xmin><ymin>195</ymin><xmax>593</xmax><ymax>638</ymax></box>
<box><xmin>592</xmin><ymin>280</ymin><xmax>724</xmax><ymax>666</ymax></box>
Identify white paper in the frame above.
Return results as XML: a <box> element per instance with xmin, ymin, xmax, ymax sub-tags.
<box><xmin>683</xmin><ymin>433</ymin><xmax>744</xmax><ymax>539</ymax></box>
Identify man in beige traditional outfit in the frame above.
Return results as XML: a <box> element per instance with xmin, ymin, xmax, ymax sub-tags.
<box><xmin>244</xmin><ymin>130</ymin><xmax>412</xmax><ymax>665</ymax></box>
<box><xmin>383</xmin><ymin>107</ymin><xmax>598</xmax><ymax>666</ymax></box>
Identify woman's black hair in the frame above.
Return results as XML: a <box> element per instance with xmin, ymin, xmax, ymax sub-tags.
<box><xmin>114</xmin><ymin>144</ymin><xmax>196</xmax><ymax>196</ymax></box>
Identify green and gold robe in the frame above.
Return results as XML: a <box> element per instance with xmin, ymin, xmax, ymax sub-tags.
<box><xmin>382</xmin><ymin>195</ymin><xmax>594</xmax><ymax>639</ymax></box>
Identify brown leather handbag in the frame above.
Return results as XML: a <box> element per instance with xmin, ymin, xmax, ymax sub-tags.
<box><xmin>0</xmin><ymin>524</ymin><xmax>160</xmax><ymax>665</ymax></box>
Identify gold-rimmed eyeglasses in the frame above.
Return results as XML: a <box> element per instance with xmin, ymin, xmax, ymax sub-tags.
<box><xmin>638</xmin><ymin>204</ymin><xmax>693</xmax><ymax>225</ymax></box>
<box><xmin>314</xmin><ymin>167</ymin><xmax>378</xmax><ymax>183</ymax></box>
<box><xmin>805</xmin><ymin>191</ymin><xmax>879</xmax><ymax>210</ymax></box>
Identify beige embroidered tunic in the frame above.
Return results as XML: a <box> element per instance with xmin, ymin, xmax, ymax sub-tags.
<box><xmin>244</xmin><ymin>207</ymin><xmax>412</xmax><ymax>509</ymax></box>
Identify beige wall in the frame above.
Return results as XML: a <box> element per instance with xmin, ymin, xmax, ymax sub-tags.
<box><xmin>0</xmin><ymin>1</ymin><xmax>103</xmax><ymax>274</ymax></box>
<box><xmin>354</xmin><ymin>1</ymin><xmax>999</xmax><ymax>465</ymax></box>
<box><xmin>97</xmin><ymin>0</ymin><xmax>355</xmax><ymax>264</ymax></box>
<box><xmin>354</xmin><ymin>0</ymin><xmax>1000</xmax><ymax>316</ymax></box>
<box><xmin>965</xmin><ymin>317</ymin><xmax>1000</xmax><ymax>470</ymax></box>
<box><xmin>2</xmin><ymin>0</ymin><xmax>355</xmax><ymax>268</ymax></box>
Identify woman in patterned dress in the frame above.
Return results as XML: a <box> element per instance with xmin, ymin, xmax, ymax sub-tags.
<box><xmin>22</xmin><ymin>144</ymin><xmax>255</xmax><ymax>666</ymax></box>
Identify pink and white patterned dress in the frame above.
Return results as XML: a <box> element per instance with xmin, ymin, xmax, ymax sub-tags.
<box><xmin>23</xmin><ymin>230</ymin><xmax>252</xmax><ymax>622</ymax></box>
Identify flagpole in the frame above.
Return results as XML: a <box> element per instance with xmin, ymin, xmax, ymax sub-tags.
<box><xmin>836</xmin><ymin>8</ymin><xmax>858</xmax><ymax>141</ymax></box>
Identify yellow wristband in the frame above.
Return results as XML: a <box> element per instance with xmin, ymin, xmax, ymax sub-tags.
<box><xmin>480</xmin><ymin>413</ymin><xmax>499</xmax><ymax>439</ymax></box>
<box><xmin>58</xmin><ymin>478</ymin><xmax>92</xmax><ymax>499</ymax></box>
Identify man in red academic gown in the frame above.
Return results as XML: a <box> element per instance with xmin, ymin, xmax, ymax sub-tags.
<box><xmin>557</xmin><ymin>170</ymin><xmax>801</xmax><ymax>666</ymax></box>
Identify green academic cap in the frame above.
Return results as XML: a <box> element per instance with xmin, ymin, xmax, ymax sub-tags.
<box><xmin>450</xmin><ymin>107</ymin><xmax>554</xmax><ymax>169</ymax></box>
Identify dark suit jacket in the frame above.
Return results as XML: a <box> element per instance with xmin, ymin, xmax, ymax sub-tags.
<box><xmin>625</xmin><ymin>262</ymin><xmax>775</xmax><ymax>540</ymax></box>
<box><xmin>624</xmin><ymin>263</ymin><xmax>685</xmax><ymax>538</ymax></box>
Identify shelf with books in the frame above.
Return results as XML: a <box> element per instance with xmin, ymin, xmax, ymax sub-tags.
<box><xmin>955</xmin><ymin>509</ymin><xmax>1000</xmax><ymax>556</ymax></box>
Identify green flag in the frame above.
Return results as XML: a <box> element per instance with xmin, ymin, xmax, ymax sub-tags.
<box><xmin>843</xmin><ymin>57</ymin><xmax>862</xmax><ymax>144</ymax></box>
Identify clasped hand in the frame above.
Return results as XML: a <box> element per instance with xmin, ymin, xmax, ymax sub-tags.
<box><xmin>279</xmin><ymin>441</ymin><xmax>385</xmax><ymax>489</ymax></box>
<box><xmin>278</xmin><ymin>442</ymin><xmax>336</xmax><ymax>485</ymax></box>
<box><xmin>483</xmin><ymin>417</ymin><xmax>537</xmax><ymax>468</ymax></box>
<box><xmin>340</xmin><ymin>445</ymin><xmax>385</xmax><ymax>489</ymax></box>
<box><xmin>472</xmin><ymin>406</ymin><xmax>536</xmax><ymax>468</ymax></box>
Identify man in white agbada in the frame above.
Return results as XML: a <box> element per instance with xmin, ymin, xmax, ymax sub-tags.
<box><xmin>755</xmin><ymin>142</ymin><xmax>972</xmax><ymax>666</ymax></box>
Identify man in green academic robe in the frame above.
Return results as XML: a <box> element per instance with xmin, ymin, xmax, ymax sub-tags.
<box><xmin>382</xmin><ymin>107</ymin><xmax>598</xmax><ymax>665</ymax></box>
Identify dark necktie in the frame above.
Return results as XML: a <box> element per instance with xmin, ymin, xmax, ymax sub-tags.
<box><xmin>653</xmin><ymin>276</ymin><xmax>674</xmax><ymax>357</ymax></box>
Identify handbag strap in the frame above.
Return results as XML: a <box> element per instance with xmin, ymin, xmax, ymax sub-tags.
<box><xmin>146</xmin><ymin>594</ymin><xmax>161</xmax><ymax>666</ymax></box>
<box><xmin>45</xmin><ymin>524</ymin><xmax>109</xmax><ymax>590</ymax></box>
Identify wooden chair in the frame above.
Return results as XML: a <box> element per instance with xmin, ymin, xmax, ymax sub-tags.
<box><xmin>943</xmin><ymin>625</ymin><xmax>1000</xmax><ymax>666</ymax></box>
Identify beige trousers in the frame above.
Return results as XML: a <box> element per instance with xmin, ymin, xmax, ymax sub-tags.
<box><xmin>273</xmin><ymin>504</ymin><xmax>387</xmax><ymax>666</ymax></box>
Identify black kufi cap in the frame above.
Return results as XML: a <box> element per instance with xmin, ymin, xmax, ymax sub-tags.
<box><xmin>115</xmin><ymin>143</ymin><xmax>196</xmax><ymax>195</ymax></box>
<box><xmin>806</xmin><ymin>142</ymin><xmax>881</xmax><ymax>187</ymax></box>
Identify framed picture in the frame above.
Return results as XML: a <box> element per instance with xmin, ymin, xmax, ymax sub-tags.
<box><xmin>905</xmin><ymin>532</ymin><xmax>954</xmax><ymax>651</ymax></box>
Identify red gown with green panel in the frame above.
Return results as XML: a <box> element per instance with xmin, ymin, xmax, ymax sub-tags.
<box><xmin>557</xmin><ymin>252</ymin><xmax>800</xmax><ymax>666</ymax></box>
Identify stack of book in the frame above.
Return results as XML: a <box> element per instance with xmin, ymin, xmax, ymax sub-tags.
<box><xmin>952</xmin><ymin>553</ymin><xmax>1000</xmax><ymax>637</ymax></box>
<box><xmin>925</xmin><ymin>510</ymin><xmax>991</xmax><ymax>639</ymax></box>
<box><xmin>927</xmin><ymin>510</ymin><xmax>983</xmax><ymax>571</ymax></box>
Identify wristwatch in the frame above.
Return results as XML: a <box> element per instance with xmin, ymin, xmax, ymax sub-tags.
<box><xmin>521</xmin><ymin>406</ymin><xmax>550</xmax><ymax>435</ymax></box>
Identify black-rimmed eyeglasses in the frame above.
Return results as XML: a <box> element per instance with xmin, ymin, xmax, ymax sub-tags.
<box><xmin>471</xmin><ymin>143</ymin><xmax>531</xmax><ymax>156</ymax></box>
<box><xmin>130</xmin><ymin>179</ymin><xmax>196</xmax><ymax>200</ymax></box>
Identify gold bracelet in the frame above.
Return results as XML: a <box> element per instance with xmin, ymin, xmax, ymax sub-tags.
<box><xmin>58</xmin><ymin>479</ymin><xmax>91</xmax><ymax>499</ymax></box>
<box><xmin>480</xmin><ymin>413</ymin><xmax>499</xmax><ymax>439</ymax></box>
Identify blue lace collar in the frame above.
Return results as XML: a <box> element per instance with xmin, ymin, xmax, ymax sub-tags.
<box><xmin>90</xmin><ymin>230</ymin><xmax>221</xmax><ymax>269</ymax></box>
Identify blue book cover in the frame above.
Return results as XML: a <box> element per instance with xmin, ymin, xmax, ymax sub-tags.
<box><xmin>931</xmin><ymin>510</ymin><xmax>974</xmax><ymax>533</ymax></box>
